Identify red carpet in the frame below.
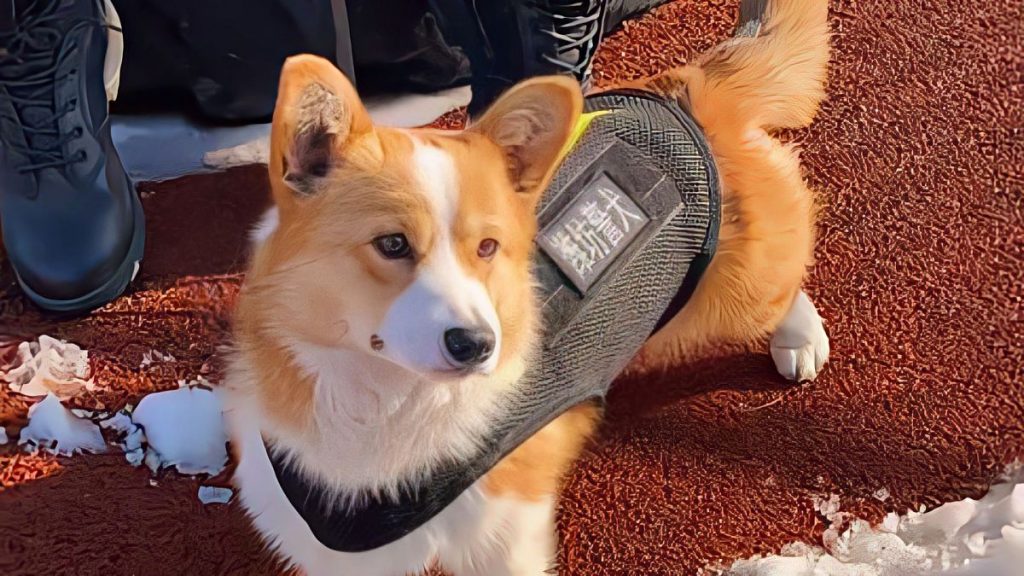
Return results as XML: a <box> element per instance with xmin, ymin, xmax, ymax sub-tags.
<box><xmin>1</xmin><ymin>1</ymin><xmax>1022</xmax><ymax>574</ymax></box>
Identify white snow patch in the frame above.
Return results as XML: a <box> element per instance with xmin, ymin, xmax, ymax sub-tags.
<box><xmin>197</xmin><ymin>485</ymin><xmax>233</xmax><ymax>505</ymax></box>
<box><xmin>202</xmin><ymin>137</ymin><xmax>269</xmax><ymax>170</ymax></box>
<box><xmin>100</xmin><ymin>411</ymin><xmax>135</xmax><ymax>435</ymax></box>
<box><xmin>364</xmin><ymin>85</ymin><xmax>471</xmax><ymax>128</ymax></box>
<box><xmin>176</xmin><ymin>376</ymin><xmax>212</xmax><ymax>389</ymax></box>
<box><xmin>123</xmin><ymin>426</ymin><xmax>144</xmax><ymax>453</ymax></box>
<box><xmin>125</xmin><ymin>448</ymin><xmax>145</xmax><ymax>466</ymax></box>
<box><xmin>202</xmin><ymin>86</ymin><xmax>472</xmax><ymax>170</ymax></box>
<box><xmin>139</xmin><ymin>349</ymin><xmax>176</xmax><ymax>369</ymax></box>
<box><xmin>18</xmin><ymin>394</ymin><xmax>106</xmax><ymax>456</ymax></box>
<box><xmin>723</xmin><ymin>468</ymin><xmax>1024</xmax><ymax>575</ymax></box>
<box><xmin>100</xmin><ymin>410</ymin><xmax>144</xmax><ymax>462</ymax></box>
<box><xmin>2</xmin><ymin>335</ymin><xmax>95</xmax><ymax>399</ymax></box>
<box><xmin>131</xmin><ymin>386</ymin><xmax>227</xmax><ymax>475</ymax></box>
<box><xmin>814</xmin><ymin>494</ymin><xmax>843</xmax><ymax>518</ymax></box>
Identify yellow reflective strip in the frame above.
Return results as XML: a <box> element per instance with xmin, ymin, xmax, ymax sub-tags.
<box><xmin>557</xmin><ymin>110</ymin><xmax>612</xmax><ymax>165</ymax></box>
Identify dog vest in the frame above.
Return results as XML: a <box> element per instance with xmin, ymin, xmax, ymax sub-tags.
<box><xmin>267</xmin><ymin>89</ymin><xmax>720</xmax><ymax>552</ymax></box>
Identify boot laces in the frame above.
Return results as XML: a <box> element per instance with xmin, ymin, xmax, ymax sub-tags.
<box><xmin>0</xmin><ymin>0</ymin><xmax>117</xmax><ymax>173</ymax></box>
<box><xmin>531</xmin><ymin>0</ymin><xmax>605</xmax><ymax>77</ymax></box>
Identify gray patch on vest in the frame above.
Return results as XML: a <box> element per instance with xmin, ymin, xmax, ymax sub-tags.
<box><xmin>538</xmin><ymin>173</ymin><xmax>649</xmax><ymax>292</ymax></box>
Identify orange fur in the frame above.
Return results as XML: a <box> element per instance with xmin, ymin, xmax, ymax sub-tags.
<box><xmin>232</xmin><ymin>57</ymin><xmax>582</xmax><ymax>453</ymax></box>
<box><xmin>484</xmin><ymin>403</ymin><xmax>601</xmax><ymax>499</ymax></box>
<box><xmin>482</xmin><ymin>0</ymin><xmax>831</xmax><ymax>501</ymax></box>
<box><xmin>230</xmin><ymin>0</ymin><xmax>831</xmax><ymax>570</ymax></box>
<box><xmin>421</xmin><ymin>132</ymin><xmax>547</xmax><ymax>365</ymax></box>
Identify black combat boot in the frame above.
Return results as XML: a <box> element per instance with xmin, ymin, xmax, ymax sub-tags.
<box><xmin>0</xmin><ymin>0</ymin><xmax>144</xmax><ymax>313</ymax></box>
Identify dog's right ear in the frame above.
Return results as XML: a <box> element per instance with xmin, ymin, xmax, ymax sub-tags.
<box><xmin>270</xmin><ymin>55</ymin><xmax>375</xmax><ymax>208</ymax></box>
<box><xmin>468</xmin><ymin>76</ymin><xmax>582</xmax><ymax>205</ymax></box>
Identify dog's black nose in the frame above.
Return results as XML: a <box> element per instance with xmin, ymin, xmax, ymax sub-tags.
<box><xmin>443</xmin><ymin>327</ymin><xmax>495</xmax><ymax>367</ymax></box>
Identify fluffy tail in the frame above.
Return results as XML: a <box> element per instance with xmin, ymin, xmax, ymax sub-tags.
<box><xmin>685</xmin><ymin>0</ymin><xmax>830</xmax><ymax>132</ymax></box>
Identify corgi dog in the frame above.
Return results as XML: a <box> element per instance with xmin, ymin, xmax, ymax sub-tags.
<box><xmin>224</xmin><ymin>0</ymin><xmax>831</xmax><ymax>574</ymax></box>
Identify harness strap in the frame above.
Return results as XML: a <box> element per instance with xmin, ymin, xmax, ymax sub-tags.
<box><xmin>266</xmin><ymin>89</ymin><xmax>719</xmax><ymax>552</ymax></box>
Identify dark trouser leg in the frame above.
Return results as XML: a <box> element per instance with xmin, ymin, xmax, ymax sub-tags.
<box><xmin>112</xmin><ymin>0</ymin><xmax>475</xmax><ymax>122</ymax></box>
<box><xmin>112</xmin><ymin>0</ymin><xmax>338</xmax><ymax>122</ymax></box>
<box><xmin>445</xmin><ymin>0</ymin><xmax>671</xmax><ymax>116</ymax></box>
<box><xmin>109</xmin><ymin>0</ymin><xmax>671</xmax><ymax>122</ymax></box>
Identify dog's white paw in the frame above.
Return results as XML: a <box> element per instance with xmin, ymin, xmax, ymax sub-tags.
<box><xmin>770</xmin><ymin>290</ymin><xmax>829</xmax><ymax>382</ymax></box>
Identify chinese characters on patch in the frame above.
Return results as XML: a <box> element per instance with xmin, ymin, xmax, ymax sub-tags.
<box><xmin>539</xmin><ymin>175</ymin><xmax>649</xmax><ymax>292</ymax></box>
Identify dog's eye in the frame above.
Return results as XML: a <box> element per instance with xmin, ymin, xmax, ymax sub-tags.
<box><xmin>477</xmin><ymin>238</ymin><xmax>499</xmax><ymax>261</ymax></box>
<box><xmin>373</xmin><ymin>233</ymin><xmax>412</xmax><ymax>260</ymax></box>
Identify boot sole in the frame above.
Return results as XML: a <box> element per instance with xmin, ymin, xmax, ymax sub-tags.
<box><xmin>15</xmin><ymin>183</ymin><xmax>145</xmax><ymax>315</ymax></box>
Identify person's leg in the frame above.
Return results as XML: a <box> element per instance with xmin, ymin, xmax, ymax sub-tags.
<box><xmin>113</xmin><ymin>0</ymin><xmax>338</xmax><ymax>122</ymax></box>
<box><xmin>436</xmin><ymin>0</ymin><xmax>671</xmax><ymax>116</ymax></box>
<box><xmin>0</xmin><ymin>0</ymin><xmax>143</xmax><ymax>313</ymax></box>
<box><xmin>604</xmin><ymin>0</ymin><xmax>672</xmax><ymax>34</ymax></box>
<box><xmin>110</xmin><ymin>0</ymin><xmax>674</xmax><ymax>121</ymax></box>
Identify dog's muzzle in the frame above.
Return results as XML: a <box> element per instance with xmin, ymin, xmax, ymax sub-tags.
<box><xmin>266</xmin><ymin>89</ymin><xmax>721</xmax><ymax>552</ymax></box>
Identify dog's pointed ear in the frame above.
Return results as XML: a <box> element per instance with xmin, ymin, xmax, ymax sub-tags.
<box><xmin>469</xmin><ymin>76</ymin><xmax>583</xmax><ymax>201</ymax></box>
<box><xmin>270</xmin><ymin>54</ymin><xmax>375</xmax><ymax>207</ymax></box>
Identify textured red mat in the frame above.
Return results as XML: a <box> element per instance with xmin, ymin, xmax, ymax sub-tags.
<box><xmin>1</xmin><ymin>1</ymin><xmax>1022</xmax><ymax>574</ymax></box>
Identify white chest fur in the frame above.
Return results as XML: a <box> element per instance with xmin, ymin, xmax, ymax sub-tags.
<box><xmin>227</xmin><ymin>395</ymin><xmax>554</xmax><ymax>576</ymax></box>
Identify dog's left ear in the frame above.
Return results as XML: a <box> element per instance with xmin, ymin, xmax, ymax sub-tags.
<box><xmin>470</xmin><ymin>76</ymin><xmax>583</xmax><ymax>201</ymax></box>
<box><xmin>269</xmin><ymin>54</ymin><xmax>376</xmax><ymax>208</ymax></box>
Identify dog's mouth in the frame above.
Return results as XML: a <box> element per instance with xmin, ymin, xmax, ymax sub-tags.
<box><xmin>433</xmin><ymin>359</ymin><xmax>482</xmax><ymax>380</ymax></box>
<box><xmin>439</xmin><ymin>347</ymin><xmax>497</xmax><ymax>378</ymax></box>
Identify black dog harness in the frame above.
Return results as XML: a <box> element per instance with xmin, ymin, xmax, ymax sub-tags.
<box><xmin>267</xmin><ymin>89</ymin><xmax>720</xmax><ymax>552</ymax></box>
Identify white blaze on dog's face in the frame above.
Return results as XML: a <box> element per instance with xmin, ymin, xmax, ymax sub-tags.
<box><xmin>374</xmin><ymin>141</ymin><xmax>503</xmax><ymax>375</ymax></box>
<box><xmin>249</xmin><ymin>55</ymin><xmax>581</xmax><ymax>384</ymax></box>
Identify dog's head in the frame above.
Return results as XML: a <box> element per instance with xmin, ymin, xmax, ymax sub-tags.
<box><xmin>248</xmin><ymin>55</ymin><xmax>581</xmax><ymax>385</ymax></box>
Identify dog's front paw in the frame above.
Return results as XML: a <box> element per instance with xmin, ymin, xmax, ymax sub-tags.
<box><xmin>770</xmin><ymin>290</ymin><xmax>829</xmax><ymax>381</ymax></box>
